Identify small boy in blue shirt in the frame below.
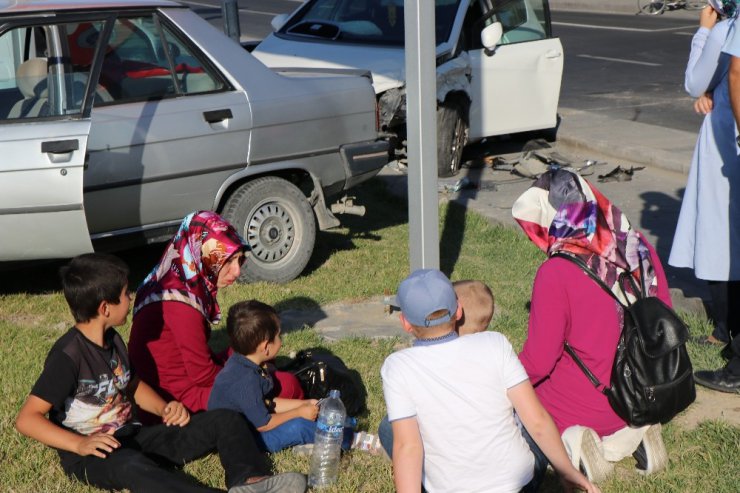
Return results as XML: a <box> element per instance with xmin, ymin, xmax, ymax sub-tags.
<box><xmin>209</xmin><ymin>300</ymin><xmax>381</xmax><ymax>454</ymax></box>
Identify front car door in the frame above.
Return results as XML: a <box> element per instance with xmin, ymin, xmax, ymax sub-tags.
<box><xmin>466</xmin><ymin>0</ymin><xmax>564</xmax><ymax>139</ymax></box>
<box><xmin>0</xmin><ymin>20</ymin><xmax>98</xmax><ymax>260</ymax></box>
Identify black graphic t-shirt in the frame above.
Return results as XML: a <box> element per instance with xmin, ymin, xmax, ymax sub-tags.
<box><xmin>31</xmin><ymin>327</ymin><xmax>134</xmax><ymax>440</ymax></box>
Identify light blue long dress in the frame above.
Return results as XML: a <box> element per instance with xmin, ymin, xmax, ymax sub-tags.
<box><xmin>669</xmin><ymin>19</ymin><xmax>740</xmax><ymax>281</ymax></box>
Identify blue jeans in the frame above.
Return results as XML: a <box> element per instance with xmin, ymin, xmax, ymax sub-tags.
<box><xmin>378</xmin><ymin>414</ymin><xmax>549</xmax><ymax>492</ymax></box>
<box><xmin>257</xmin><ymin>417</ymin><xmax>356</xmax><ymax>453</ymax></box>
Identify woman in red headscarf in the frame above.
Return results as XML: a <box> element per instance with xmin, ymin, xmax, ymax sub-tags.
<box><xmin>128</xmin><ymin>211</ymin><xmax>302</xmax><ymax>418</ymax></box>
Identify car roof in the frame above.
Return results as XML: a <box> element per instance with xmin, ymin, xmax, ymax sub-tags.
<box><xmin>0</xmin><ymin>0</ymin><xmax>182</xmax><ymax>14</ymax></box>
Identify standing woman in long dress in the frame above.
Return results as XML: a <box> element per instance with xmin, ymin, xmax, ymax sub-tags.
<box><xmin>669</xmin><ymin>3</ymin><xmax>740</xmax><ymax>347</ymax></box>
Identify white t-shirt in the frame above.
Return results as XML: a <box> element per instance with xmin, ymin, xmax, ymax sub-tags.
<box><xmin>381</xmin><ymin>331</ymin><xmax>534</xmax><ymax>493</ymax></box>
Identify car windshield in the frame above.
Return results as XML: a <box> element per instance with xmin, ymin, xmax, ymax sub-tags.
<box><xmin>281</xmin><ymin>0</ymin><xmax>463</xmax><ymax>46</ymax></box>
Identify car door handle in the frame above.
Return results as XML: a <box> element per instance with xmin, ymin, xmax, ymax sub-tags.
<box><xmin>203</xmin><ymin>109</ymin><xmax>233</xmax><ymax>123</ymax></box>
<box><xmin>41</xmin><ymin>139</ymin><xmax>79</xmax><ymax>154</ymax></box>
<box><xmin>545</xmin><ymin>50</ymin><xmax>562</xmax><ymax>59</ymax></box>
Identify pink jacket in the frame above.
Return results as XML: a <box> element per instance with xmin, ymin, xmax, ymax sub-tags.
<box><xmin>519</xmin><ymin>246</ymin><xmax>671</xmax><ymax>436</ymax></box>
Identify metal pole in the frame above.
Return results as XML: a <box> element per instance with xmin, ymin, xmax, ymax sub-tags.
<box><xmin>222</xmin><ymin>0</ymin><xmax>241</xmax><ymax>42</ymax></box>
<box><xmin>404</xmin><ymin>0</ymin><xmax>439</xmax><ymax>271</ymax></box>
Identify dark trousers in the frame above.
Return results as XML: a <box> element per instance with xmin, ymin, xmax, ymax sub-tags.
<box><xmin>726</xmin><ymin>335</ymin><xmax>740</xmax><ymax>376</ymax></box>
<box><xmin>63</xmin><ymin>409</ymin><xmax>269</xmax><ymax>493</ymax></box>
<box><xmin>707</xmin><ymin>280</ymin><xmax>740</xmax><ymax>342</ymax></box>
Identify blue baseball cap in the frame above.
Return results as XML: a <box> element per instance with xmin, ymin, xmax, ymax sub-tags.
<box><xmin>397</xmin><ymin>269</ymin><xmax>457</xmax><ymax>327</ymax></box>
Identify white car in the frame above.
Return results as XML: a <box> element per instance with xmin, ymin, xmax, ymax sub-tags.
<box><xmin>254</xmin><ymin>0</ymin><xmax>564</xmax><ymax>177</ymax></box>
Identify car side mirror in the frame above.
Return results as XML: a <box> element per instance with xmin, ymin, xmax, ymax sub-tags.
<box><xmin>271</xmin><ymin>13</ymin><xmax>289</xmax><ymax>32</ymax></box>
<box><xmin>481</xmin><ymin>22</ymin><xmax>503</xmax><ymax>51</ymax></box>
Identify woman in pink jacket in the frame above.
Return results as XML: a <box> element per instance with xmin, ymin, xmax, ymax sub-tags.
<box><xmin>512</xmin><ymin>169</ymin><xmax>671</xmax><ymax>485</ymax></box>
<box><xmin>129</xmin><ymin>211</ymin><xmax>302</xmax><ymax>418</ymax></box>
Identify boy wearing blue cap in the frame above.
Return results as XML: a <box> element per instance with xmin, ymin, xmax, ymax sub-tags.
<box><xmin>380</xmin><ymin>269</ymin><xmax>599</xmax><ymax>493</ymax></box>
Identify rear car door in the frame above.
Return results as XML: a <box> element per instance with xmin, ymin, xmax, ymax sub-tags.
<box><xmin>466</xmin><ymin>0</ymin><xmax>563</xmax><ymax>139</ymax></box>
<box><xmin>0</xmin><ymin>20</ymin><xmax>98</xmax><ymax>260</ymax></box>
<box><xmin>81</xmin><ymin>10</ymin><xmax>253</xmax><ymax>237</ymax></box>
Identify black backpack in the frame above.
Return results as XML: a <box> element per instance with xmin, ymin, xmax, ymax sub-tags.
<box><xmin>279</xmin><ymin>349</ymin><xmax>367</xmax><ymax>416</ymax></box>
<box><xmin>554</xmin><ymin>253</ymin><xmax>696</xmax><ymax>427</ymax></box>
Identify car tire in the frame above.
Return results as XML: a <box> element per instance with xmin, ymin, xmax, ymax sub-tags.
<box><xmin>437</xmin><ymin>99</ymin><xmax>469</xmax><ymax>177</ymax></box>
<box><xmin>222</xmin><ymin>176</ymin><xmax>316</xmax><ymax>283</ymax></box>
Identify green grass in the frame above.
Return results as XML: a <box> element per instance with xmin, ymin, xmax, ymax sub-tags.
<box><xmin>1</xmin><ymin>180</ymin><xmax>737</xmax><ymax>492</ymax></box>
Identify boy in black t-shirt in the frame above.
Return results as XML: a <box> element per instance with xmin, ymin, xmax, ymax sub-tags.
<box><xmin>15</xmin><ymin>253</ymin><xmax>306</xmax><ymax>493</ymax></box>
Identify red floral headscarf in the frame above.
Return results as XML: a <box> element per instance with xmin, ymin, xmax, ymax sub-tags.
<box><xmin>512</xmin><ymin>169</ymin><xmax>657</xmax><ymax>303</ymax></box>
<box><xmin>133</xmin><ymin>211</ymin><xmax>247</xmax><ymax>324</ymax></box>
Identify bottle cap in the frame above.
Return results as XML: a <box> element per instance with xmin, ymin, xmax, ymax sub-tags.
<box><xmin>329</xmin><ymin>389</ymin><xmax>341</xmax><ymax>399</ymax></box>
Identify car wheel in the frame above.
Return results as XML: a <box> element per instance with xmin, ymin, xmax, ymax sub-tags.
<box><xmin>222</xmin><ymin>176</ymin><xmax>316</xmax><ymax>283</ymax></box>
<box><xmin>437</xmin><ymin>99</ymin><xmax>469</xmax><ymax>178</ymax></box>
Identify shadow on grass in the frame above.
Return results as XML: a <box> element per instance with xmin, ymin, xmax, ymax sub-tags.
<box><xmin>0</xmin><ymin>242</ymin><xmax>165</xmax><ymax>296</ymax></box>
<box><xmin>300</xmin><ymin>178</ymin><xmax>409</xmax><ymax>278</ymax></box>
<box><xmin>0</xmin><ymin>177</ymin><xmax>410</xmax><ymax>296</ymax></box>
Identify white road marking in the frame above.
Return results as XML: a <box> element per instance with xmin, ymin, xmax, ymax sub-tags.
<box><xmin>577</xmin><ymin>54</ymin><xmax>662</xmax><ymax>66</ymax></box>
<box><xmin>553</xmin><ymin>21</ymin><xmax>696</xmax><ymax>33</ymax></box>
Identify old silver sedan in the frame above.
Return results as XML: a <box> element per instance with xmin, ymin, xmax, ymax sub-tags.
<box><xmin>0</xmin><ymin>0</ymin><xmax>388</xmax><ymax>282</ymax></box>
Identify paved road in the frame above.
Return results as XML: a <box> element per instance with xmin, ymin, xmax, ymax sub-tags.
<box><xmin>554</xmin><ymin>10</ymin><xmax>704</xmax><ymax>134</ymax></box>
<box><xmin>180</xmin><ymin>0</ymin><xmax>300</xmax><ymax>41</ymax></box>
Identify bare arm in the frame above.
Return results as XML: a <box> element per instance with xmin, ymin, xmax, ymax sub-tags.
<box><xmin>391</xmin><ymin>417</ymin><xmax>423</xmax><ymax>493</ymax></box>
<box><xmin>273</xmin><ymin>397</ymin><xmax>317</xmax><ymax>413</ymax></box>
<box><xmin>508</xmin><ymin>381</ymin><xmax>601</xmax><ymax>493</ymax></box>
<box><xmin>256</xmin><ymin>400</ymin><xmax>318</xmax><ymax>432</ymax></box>
<box><xmin>729</xmin><ymin>56</ymin><xmax>740</xmax><ymax>131</ymax></box>
<box><xmin>131</xmin><ymin>378</ymin><xmax>190</xmax><ymax>427</ymax></box>
<box><xmin>15</xmin><ymin>395</ymin><xmax>120</xmax><ymax>458</ymax></box>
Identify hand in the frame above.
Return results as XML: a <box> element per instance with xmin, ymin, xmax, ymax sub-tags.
<box><xmin>700</xmin><ymin>5</ymin><xmax>718</xmax><ymax>29</ymax></box>
<box><xmin>558</xmin><ymin>468</ymin><xmax>602</xmax><ymax>493</ymax></box>
<box><xmin>298</xmin><ymin>401</ymin><xmax>319</xmax><ymax>421</ymax></box>
<box><xmin>162</xmin><ymin>401</ymin><xmax>190</xmax><ymax>427</ymax></box>
<box><xmin>694</xmin><ymin>92</ymin><xmax>714</xmax><ymax>114</ymax></box>
<box><xmin>76</xmin><ymin>431</ymin><xmax>120</xmax><ymax>458</ymax></box>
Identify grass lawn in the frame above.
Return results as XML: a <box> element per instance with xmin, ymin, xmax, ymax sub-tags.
<box><xmin>0</xmin><ymin>180</ymin><xmax>737</xmax><ymax>492</ymax></box>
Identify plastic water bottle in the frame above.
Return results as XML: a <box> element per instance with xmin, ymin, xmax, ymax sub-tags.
<box><xmin>308</xmin><ymin>389</ymin><xmax>346</xmax><ymax>488</ymax></box>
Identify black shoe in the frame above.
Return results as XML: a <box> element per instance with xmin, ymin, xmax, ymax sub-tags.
<box><xmin>694</xmin><ymin>368</ymin><xmax>740</xmax><ymax>393</ymax></box>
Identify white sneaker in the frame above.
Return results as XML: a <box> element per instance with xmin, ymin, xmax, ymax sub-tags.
<box><xmin>228</xmin><ymin>472</ymin><xmax>306</xmax><ymax>493</ymax></box>
<box><xmin>633</xmin><ymin>424</ymin><xmax>668</xmax><ymax>475</ymax></box>
<box><xmin>579</xmin><ymin>427</ymin><xmax>614</xmax><ymax>483</ymax></box>
<box><xmin>562</xmin><ymin>426</ymin><xmax>614</xmax><ymax>483</ymax></box>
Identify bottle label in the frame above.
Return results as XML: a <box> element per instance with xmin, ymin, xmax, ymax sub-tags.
<box><xmin>317</xmin><ymin>422</ymin><xmax>343</xmax><ymax>435</ymax></box>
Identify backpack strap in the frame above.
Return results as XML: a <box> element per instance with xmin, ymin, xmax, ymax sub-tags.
<box><xmin>551</xmin><ymin>252</ymin><xmax>624</xmax><ymax>395</ymax></box>
<box><xmin>551</xmin><ymin>252</ymin><xmax>644</xmax><ymax>305</ymax></box>
<box><xmin>563</xmin><ymin>342</ymin><xmax>608</xmax><ymax>393</ymax></box>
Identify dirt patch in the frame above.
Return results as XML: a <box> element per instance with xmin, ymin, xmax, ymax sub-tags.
<box><xmin>673</xmin><ymin>386</ymin><xmax>740</xmax><ymax>430</ymax></box>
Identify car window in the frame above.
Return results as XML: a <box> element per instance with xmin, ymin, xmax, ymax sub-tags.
<box><xmin>487</xmin><ymin>0</ymin><xmax>547</xmax><ymax>45</ymax></box>
<box><xmin>0</xmin><ymin>22</ymin><xmax>103</xmax><ymax>121</ymax></box>
<box><xmin>97</xmin><ymin>14</ymin><xmax>224</xmax><ymax>104</ymax></box>
<box><xmin>282</xmin><ymin>0</ymin><xmax>462</xmax><ymax>46</ymax></box>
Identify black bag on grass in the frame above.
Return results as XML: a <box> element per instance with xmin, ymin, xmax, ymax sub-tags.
<box><xmin>554</xmin><ymin>253</ymin><xmax>696</xmax><ymax>427</ymax></box>
<box><xmin>280</xmin><ymin>350</ymin><xmax>366</xmax><ymax>416</ymax></box>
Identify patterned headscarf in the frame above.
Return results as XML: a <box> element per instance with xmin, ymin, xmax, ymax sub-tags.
<box><xmin>512</xmin><ymin>169</ymin><xmax>657</xmax><ymax>303</ymax></box>
<box><xmin>133</xmin><ymin>211</ymin><xmax>247</xmax><ymax>324</ymax></box>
